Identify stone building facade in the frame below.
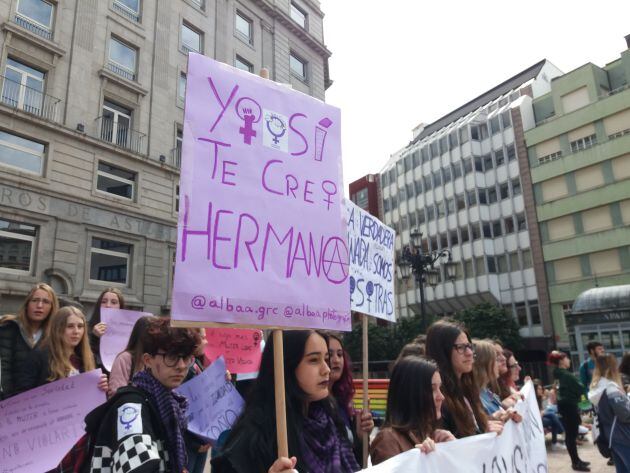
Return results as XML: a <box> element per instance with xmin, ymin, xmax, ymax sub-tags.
<box><xmin>0</xmin><ymin>0</ymin><xmax>331</xmax><ymax>314</ymax></box>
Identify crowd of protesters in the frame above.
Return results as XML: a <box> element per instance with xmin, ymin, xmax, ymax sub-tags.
<box><xmin>2</xmin><ymin>283</ymin><xmax>630</xmax><ymax>472</ymax></box>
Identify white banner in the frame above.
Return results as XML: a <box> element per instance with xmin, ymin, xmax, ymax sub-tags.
<box><xmin>346</xmin><ymin>200</ymin><xmax>395</xmax><ymax>322</ymax></box>
<box><xmin>363</xmin><ymin>381</ymin><xmax>548</xmax><ymax>472</ymax></box>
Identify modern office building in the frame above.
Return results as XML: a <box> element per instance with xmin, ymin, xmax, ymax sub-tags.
<box><xmin>380</xmin><ymin>60</ymin><xmax>564</xmax><ymax>356</ymax></box>
<box><xmin>524</xmin><ymin>36</ymin><xmax>630</xmax><ymax>365</ymax></box>
<box><xmin>0</xmin><ymin>0</ymin><xmax>331</xmax><ymax>314</ymax></box>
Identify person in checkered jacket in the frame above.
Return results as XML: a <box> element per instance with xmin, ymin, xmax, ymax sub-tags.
<box><xmin>86</xmin><ymin>317</ymin><xmax>201</xmax><ymax>473</ymax></box>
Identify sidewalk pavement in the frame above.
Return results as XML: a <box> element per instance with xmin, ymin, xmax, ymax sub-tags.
<box><xmin>547</xmin><ymin>436</ymin><xmax>615</xmax><ymax>473</ymax></box>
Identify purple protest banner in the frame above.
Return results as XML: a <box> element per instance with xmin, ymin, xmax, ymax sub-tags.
<box><xmin>175</xmin><ymin>356</ymin><xmax>244</xmax><ymax>442</ymax></box>
<box><xmin>172</xmin><ymin>54</ymin><xmax>350</xmax><ymax>330</ymax></box>
<box><xmin>100</xmin><ymin>308</ymin><xmax>152</xmax><ymax>371</ymax></box>
<box><xmin>0</xmin><ymin>369</ymin><xmax>105</xmax><ymax>472</ymax></box>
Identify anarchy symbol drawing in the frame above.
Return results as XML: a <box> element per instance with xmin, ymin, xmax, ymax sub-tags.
<box><xmin>322</xmin><ymin>237</ymin><xmax>349</xmax><ymax>284</ymax></box>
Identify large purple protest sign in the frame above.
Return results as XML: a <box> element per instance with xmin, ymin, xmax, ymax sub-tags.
<box><xmin>175</xmin><ymin>356</ymin><xmax>244</xmax><ymax>442</ymax></box>
<box><xmin>100</xmin><ymin>308</ymin><xmax>152</xmax><ymax>371</ymax></box>
<box><xmin>0</xmin><ymin>370</ymin><xmax>105</xmax><ymax>472</ymax></box>
<box><xmin>172</xmin><ymin>54</ymin><xmax>350</xmax><ymax>330</ymax></box>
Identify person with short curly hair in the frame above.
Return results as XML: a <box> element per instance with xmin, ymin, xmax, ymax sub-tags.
<box><xmin>84</xmin><ymin>317</ymin><xmax>201</xmax><ymax>473</ymax></box>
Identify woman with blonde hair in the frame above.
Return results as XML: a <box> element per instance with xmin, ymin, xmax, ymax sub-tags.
<box><xmin>588</xmin><ymin>353</ymin><xmax>630</xmax><ymax>472</ymax></box>
<box><xmin>0</xmin><ymin>283</ymin><xmax>59</xmax><ymax>398</ymax></box>
<box><xmin>473</xmin><ymin>339</ymin><xmax>521</xmax><ymax>423</ymax></box>
<box><xmin>23</xmin><ymin>306</ymin><xmax>108</xmax><ymax>392</ymax></box>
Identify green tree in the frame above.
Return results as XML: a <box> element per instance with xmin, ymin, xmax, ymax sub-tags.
<box><xmin>453</xmin><ymin>302</ymin><xmax>523</xmax><ymax>350</ymax></box>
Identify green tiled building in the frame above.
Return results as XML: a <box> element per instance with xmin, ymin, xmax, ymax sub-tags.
<box><xmin>525</xmin><ymin>36</ymin><xmax>630</xmax><ymax>366</ymax></box>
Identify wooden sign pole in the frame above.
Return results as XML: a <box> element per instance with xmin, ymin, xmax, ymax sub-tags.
<box><xmin>273</xmin><ymin>330</ymin><xmax>289</xmax><ymax>458</ymax></box>
<box><xmin>362</xmin><ymin>313</ymin><xmax>369</xmax><ymax>468</ymax></box>
<box><xmin>258</xmin><ymin>67</ymin><xmax>289</xmax><ymax>461</ymax></box>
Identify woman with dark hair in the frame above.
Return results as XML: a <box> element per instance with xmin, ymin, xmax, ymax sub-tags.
<box><xmin>425</xmin><ymin>320</ymin><xmax>502</xmax><ymax>438</ymax></box>
<box><xmin>107</xmin><ymin>315</ymin><xmax>156</xmax><ymax>398</ymax></box>
<box><xmin>548</xmin><ymin>350</ymin><xmax>590</xmax><ymax>471</ymax></box>
<box><xmin>370</xmin><ymin>356</ymin><xmax>455</xmax><ymax>465</ymax></box>
<box><xmin>89</xmin><ymin>288</ymin><xmax>126</xmax><ymax>368</ymax></box>
<box><xmin>0</xmin><ymin>283</ymin><xmax>59</xmax><ymax>398</ymax></box>
<box><xmin>22</xmin><ymin>306</ymin><xmax>108</xmax><ymax>392</ymax></box>
<box><xmin>84</xmin><ymin>317</ymin><xmax>201</xmax><ymax>472</ymax></box>
<box><xmin>212</xmin><ymin>330</ymin><xmax>360</xmax><ymax>473</ymax></box>
<box><xmin>325</xmin><ymin>332</ymin><xmax>373</xmax><ymax>463</ymax></box>
<box><xmin>619</xmin><ymin>352</ymin><xmax>630</xmax><ymax>391</ymax></box>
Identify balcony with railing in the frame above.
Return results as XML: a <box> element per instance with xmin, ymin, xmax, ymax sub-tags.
<box><xmin>170</xmin><ymin>146</ymin><xmax>182</xmax><ymax>168</ymax></box>
<box><xmin>0</xmin><ymin>75</ymin><xmax>61</xmax><ymax>123</ymax></box>
<box><xmin>105</xmin><ymin>61</ymin><xmax>136</xmax><ymax>82</ymax></box>
<box><xmin>112</xmin><ymin>1</ymin><xmax>141</xmax><ymax>23</ymax></box>
<box><xmin>13</xmin><ymin>14</ymin><xmax>52</xmax><ymax>40</ymax></box>
<box><xmin>95</xmin><ymin>116</ymin><xmax>146</xmax><ymax>155</ymax></box>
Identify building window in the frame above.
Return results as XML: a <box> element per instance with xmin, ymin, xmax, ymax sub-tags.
<box><xmin>538</xmin><ymin>151</ymin><xmax>562</xmax><ymax>165</ymax></box>
<box><xmin>461</xmin><ymin>225</ymin><xmax>469</xmax><ymax>243</ymax></box>
<box><xmin>2</xmin><ymin>58</ymin><xmax>45</xmax><ymax>116</ymax></box>
<box><xmin>235</xmin><ymin>55</ymin><xmax>253</xmax><ymax>73</ymax></box>
<box><xmin>487</xmin><ymin>256</ymin><xmax>497</xmax><ymax>273</ymax></box>
<box><xmin>511</xmin><ymin>177</ymin><xmax>521</xmax><ymax>196</ymax></box>
<box><xmin>516</xmin><ymin>302</ymin><xmax>528</xmax><ymax>326</ymax></box>
<box><xmin>97</xmin><ymin>161</ymin><xmax>136</xmax><ymax>200</ymax></box>
<box><xmin>178</xmin><ymin>72</ymin><xmax>186</xmax><ymax>102</ymax></box>
<box><xmin>506</xmin><ymin>144</ymin><xmax>516</xmax><ymax>161</ymax></box>
<box><xmin>522</xmin><ymin>249</ymin><xmax>532</xmax><ymax>268</ymax></box>
<box><xmin>530</xmin><ymin>302</ymin><xmax>541</xmax><ymax>325</ymax></box>
<box><xmin>290</xmin><ymin>2</ymin><xmax>307</xmax><ymax>28</ymax></box>
<box><xmin>0</xmin><ymin>130</ymin><xmax>45</xmax><ymax>174</ymax></box>
<box><xmin>113</xmin><ymin>0</ymin><xmax>140</xmax><ymax>22</ymax></box>
<box><xmin>501</xmin><ymin>110</ymin><xmax>511</xmax><ymax>129</ymax></box>
<box><xmin>0</xmin><ymin>218</ymin><xmax>36</xmax><ymax>274</ymax></box>
<box><xmin>443</xmin><ymin>166</ymin><xmax>452</xmax><ymax>183</ymax></box>
<box><xmin>182</xmin><ymin>22</ymin><xmax>202</xmax><ymax>53</ymax></box>
<box><xmin>504</xmin><ymin>216</ymin><xmax>515</xmax><ymax>234</ymax></box>
<box><xmin>490</xmin><ymin>116</ymin><xmax>501</xmax><ymax>135</ymax></box>
<box><xmin>488</xmin><ymin>186</ymin><xmax>497</xmax><ymax>203</ymax></box>
<box><xmin>482</xmin><ymin>153</ymin><xmax>493</xmax><ymax>171</ymax></box>
<box><xmin>463</xmin><ymin>158</ymin><xmax>473</xmax><ymax>174</ymax></box>
<box><xmin>15</xmin><ymin>0</ymin><xmax>54</xmax><ymax>39</ymax></box>
<box><xmin>570</xmin><ymin>134</ymin><xmax>597</xmax><ymax>153</ymax></box>
<box><xmin>457</xmin><ymin>194</ymin><xmax>466</xmax><ymax>210</ymax></box>
<box><xmin>354</xmin><ymin>188</ymin><xmax>369</xmax><ymax>209</ymax></box>
<box><xmin>101</xmin><ymin>100</ymin><xmax>132</xmax><ymax>148</ymax></box>
<box><xmin>499</xmin><ymin>182</ymin><xmax>509</xmax><ymax>200</ymax></box>
<box><xmin>189</xmin><ymin>0</ymin><xmax>204</xmax><ymax>9</ymax></box>
<box><xmin>108</xmin><ymin>37</ymin><xmax>137</xmax><ymax>80</ymax></box>
<box><xmin>459</xmin><ymin>127</ymin><xmax>469</xmax><ymax>144</ymax></box>
<box><xmin>235</xmin><ymin>11</ymin><xmax>252</xmax><ymax>43</ymax></box>
<box><xmin>90</xmin><ymin>237</ymin><xmax>132</xmax><ymax>284</ymax></box>
<box><xmin>452</xmin><ymin>162</ymin><xmax>462</xmax><ymax>179</ymax></box>
<box><xmin>516</xmin><ymin>213</ymin><xmax>527</xmax><ymax>231</ymax></box>
<box><xmin>289</xmin><ymin>52</ymin><xmax>307</xmax><ymax>81</ymax></box>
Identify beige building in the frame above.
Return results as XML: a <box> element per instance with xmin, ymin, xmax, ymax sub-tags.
<box><xmin>0</xmin><ymin>0</ymin><xmax>331</xmax><ymax>314</ymax></box>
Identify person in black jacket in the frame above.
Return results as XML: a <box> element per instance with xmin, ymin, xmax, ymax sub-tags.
<box><xmin>0</xmin><ymin>283</ymin><xmax>58</xmax><ymax>399</ymax></box>
<box><xmin>85</xmin><ymin>317</ymin><xmax>201</xmax><ymax>473</ymax></box>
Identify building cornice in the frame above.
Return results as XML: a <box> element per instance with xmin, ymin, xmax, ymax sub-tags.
<box><xmin>1</xmin><ymin>21</ymin><xmax>66</xmax><ymax>58</ymax></box>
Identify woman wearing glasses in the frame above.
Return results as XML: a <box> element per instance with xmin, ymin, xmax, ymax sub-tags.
<box><xmin>0</xmin><ymin>283</ymin><xmax>59</xmax><ymax>399</ymax></box>
<box><xmin>85</xmin><ymin>317</ymin><xmax>201</xmax><ymax>473</ymax></box>
<box><xmin>425</xmin><ymin>320</ymin><xmax>503</xmax><ymax>438</ymax></box>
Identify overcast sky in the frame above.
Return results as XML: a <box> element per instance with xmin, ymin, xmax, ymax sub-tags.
<box><xmin>319</xmin><ymin>1</ymin><xmax>630</xmax><ymax>192</ymax></box>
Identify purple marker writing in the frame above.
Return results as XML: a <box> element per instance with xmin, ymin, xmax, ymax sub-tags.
<box><xmin>314</xmin><ymin>117</ymin><xmax>333</xmax><ymax>162</ymax></box>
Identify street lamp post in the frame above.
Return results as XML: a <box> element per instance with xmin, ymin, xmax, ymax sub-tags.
<box><xmin>397</xmin><ymin>230</ymin><xmax>457</xmax><ymax>332</ymax></box>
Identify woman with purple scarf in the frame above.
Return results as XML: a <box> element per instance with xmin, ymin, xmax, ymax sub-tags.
<box><xmin>212</xmin><ymin>330</ymin><xmax>360</xmax><ymax>473</ymax></box>
<box><xmin>85</xmin><ymin>317</ymin><xmax>201</xmax><ymax>473</ymax></box>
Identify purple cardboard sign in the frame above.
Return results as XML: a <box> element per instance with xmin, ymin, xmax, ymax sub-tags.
<box><xmin>100</xmin><ymin>308</ymin><xmax>153</xmax><ymax>371</ymax></box>
<box><xmin>0</xmin><ymin>370</ymin><xmax>106</xmax><ymax>472</ymax></box>
<box><xmin>172</xmin><ymin>54</ymin><xmax>350</xmax><ymax>330</ymax></box>
<box><xmin>175</xmin><ymin>356</ymin><xmax>244</xmax><ymax>442</ymax></box>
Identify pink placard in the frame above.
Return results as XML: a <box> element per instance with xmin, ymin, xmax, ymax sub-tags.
<box><xmin>204</xmin><ymin>328</ymin><xmax>263</xmax><ymax>374</ymax></box>
<box><xmin>100</xmin><ymin>308</ymin><xmax>152</xmax><ymax>371</ymax></box>
<box><xmin>172</xmin><ymin>54</ymin><xmax>350</xmax><ymax>330</ymax></box>
<box><xmin>0</xmin><ymin>370</ymin><xmax>106</xmax><ymax>472</ymax></box>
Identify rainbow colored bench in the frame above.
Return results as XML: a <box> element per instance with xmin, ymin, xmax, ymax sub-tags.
<box><xmin>352</xmin><ymin>379</ymin><xmax>389</xmax><ymax>424</ymax></box>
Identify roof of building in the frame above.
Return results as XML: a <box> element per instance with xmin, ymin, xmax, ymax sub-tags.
<box><xmin>408</xmin><ymin>59</ymin><xmax>548</xmax><ymax>147</ymax></box>
<box><xmin>571</xmin><ymin>285</ymin><xmax>630</xmax><ymax>314</ymax></box>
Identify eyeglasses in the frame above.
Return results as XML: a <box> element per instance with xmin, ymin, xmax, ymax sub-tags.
<box><xmin>30</xmin><ymin>297</ymin><xmax>52</xmax><ymax>305</ymax></box>
<box><xmin>508</xmin><ymin>363</ymin><xmax>520</xmax><ymax>369</ymax></box>
<box><xmin>154</xmin><ymin>352</ymin><xmax>194</xmax><ymax>368</ymax></box>
<box><xmin>453</xmin><ymin>343</ymin><xmax>474</xmax><ymax>354</ymax></box>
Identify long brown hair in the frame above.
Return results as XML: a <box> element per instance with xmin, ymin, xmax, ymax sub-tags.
<box><xmin>89</xmin><ymin>288</ymin><xmax>126</xmax><ymax>328</ymax></box>
<box><xmin>425</xmin><ymin>320</ymin><xmax>488</xmax><ymax>437</ymax></box>
<box><xmin>46</xmin><ymin>306</ymin><xmax>95</xmax><ymax>381</ymax></box>
<box><xmin>10</xmin><ymin>283</ymin><xmax>59</xmax><ymax>342</ymax></box>
<box><xmin>591</xmin><ymin>353</ymin><xmax>623</xmax><ymax>389</ymax></box>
